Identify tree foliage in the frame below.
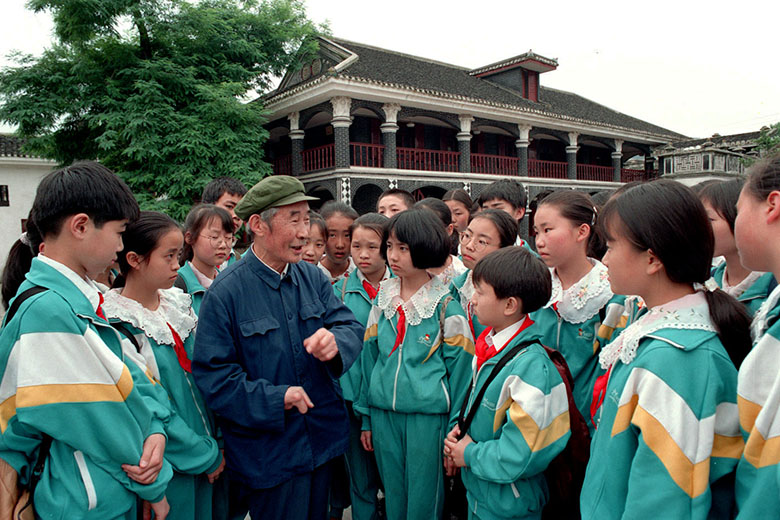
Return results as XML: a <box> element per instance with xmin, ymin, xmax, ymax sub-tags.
<box><xmin>0</xmin><ymin>0</ymin><xmax>323</xmax><ymax>219</ymax></box>
<box><xmin>755</xmin><ymin>122</ymin><xmax>780</xmax><ymax>157</ymax></box>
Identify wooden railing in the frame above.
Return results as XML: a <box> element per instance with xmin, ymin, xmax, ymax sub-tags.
<box><xmin>470</xmin><ymin>153</ymin><xmax>518</xmax><ymax>175</ymax></box>
<box><xmin>301</xmin><ymin>143</ymin><xmax>334</xmax><ymax>172</ymax></box>
<box><xmin>396</xmin><ymin>147</ymin><xmax>460</xmax><ymax>172</ymax></box>
<box><xmin>528</xmin><ymin>159</ymin><xmax>567</xmax><ymax>179</ymax></box>
<box><xmin>350</xmin><ymin>142</ymin><xmax>384</xmax><ymax>168</ymax></box>
<box><xmin>272</xmin><ymin>154</ymin><xmax>291</xmax><ymax>175</ymax></box>
<box><xmin>576</xmin><ymin>164</ymin><xmax>614</xmax><ymax>182</ymax></box>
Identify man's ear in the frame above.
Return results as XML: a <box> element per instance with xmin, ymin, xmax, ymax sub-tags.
<box><xmin>66</xmin><ymin>213</ymin><xmax>91</xmax><ymax>239</ymax></box>
<box><xmin>515</xmin><ymin>207</ymin><xmax>526</xmax><ymax>221</ymax></box>
<box><xmin>248</xmin><ymin>214</ymin><xmax>267</xmax><ymax>237</ymax></box>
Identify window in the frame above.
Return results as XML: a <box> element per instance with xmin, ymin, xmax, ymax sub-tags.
<box><xmin>702</xmin><ymin>154</ymin><xmax>711</xmax><ymax>171</ymax></box>
<box><xmin>663</xmin><ymin>157</ymin><xmax>673</xmax><ymax>174</ymax></box>
<box><xmin>0</xmin><ymin>185</ymin><xmax>8</xmax><ymax>206</ymax></box>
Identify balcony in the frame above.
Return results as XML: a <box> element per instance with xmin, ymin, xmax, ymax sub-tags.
<box><xmin>471</xmin><ymin>153</ymin><xmax>518</xmax><ymax>175</ymax></box>
<box><xmin>576</xmin><ymin>164</ymin><xmax>614</xmax><ymax>182</ymax></box>
<box><xmin>396</xmin><ymin>147</ymin><xmax>459</xmax><ymax>172</ymax></box>
<box><xmin>528</xmin><ymin>159</ymin><xmax>567</xmax><ymax>179</ymax></box>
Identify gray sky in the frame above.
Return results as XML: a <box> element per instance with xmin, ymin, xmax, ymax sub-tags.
<box><xmin>2</xmin><ymin>0</ymin><xmax>779</xmax><ymax>139</ymax></box>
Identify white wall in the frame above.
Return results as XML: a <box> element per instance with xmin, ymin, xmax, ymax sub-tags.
<box><xmin>0</xmin><ymin>157</ymin><xmax>56</xmax><ymax>274</ymax></box>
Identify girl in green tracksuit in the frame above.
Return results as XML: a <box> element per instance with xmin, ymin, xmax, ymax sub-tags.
<box><xmin>103</xmin><ymin>211</ymin><xmax>224</xmax><ymax>520</ymax></box>
<box><xmin>333</xmin><ymin>213</ymin><xmax>390</xmax><ymax>520</ymax></box>
<box><xmin>582</xmin><ymin>180</ymin><xmax>751</xmax><ymax>519</ymax></box>
<box><xmin>451</xmin><ymin>209</ymin><xmax>520</xmax><ymax>341</ymax></box>
<box><xmin>530</xmin><ymin>190</ymin><xmax>625</xmax><ymax>428</ymax></box>
<box><xmin>699</xmin><ymin>179</ymin><xmax>776</xmax><ymax>321</ymax></box>
<box><xmin>732</xmin><ymin>155</ymin><xmax>780</xmax><ymax>518</ymax></box>
<box><xmin>359</xmin><ymin>209</ymin><xmax>475</xmax><ymax>520</ymax></box>
<box><xmin>445</xmin><ymin>247</ymin><xmax>570</xmax><ymax>520</ymax></box>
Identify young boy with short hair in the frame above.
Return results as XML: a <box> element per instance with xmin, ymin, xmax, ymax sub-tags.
<box><xmin>444</xmin><ymin>247</ymin><xmax>570</xmax><ymax>520</ymax></box>
<box><xmin>201</xmin><ymin>176</ymin><xmax>248</xmax><ymax>270</ymax></box>
<box><xmin>477</xmin><ymin>180</ymin><xmax>533</xmax><ymax>250</ymax></box>
<box><xmin>376</xmin><ymin>188</ymin><xmax>414</xmax><ymax>217</ymax></box>
<box><xmin>0</xmin><ymin>162</ymin><xmax>173</xmax><ymax>519</ymax></box>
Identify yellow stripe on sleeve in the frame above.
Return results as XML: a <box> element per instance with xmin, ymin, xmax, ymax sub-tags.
<box><xmin>508</xmin><ymin>402</ymin><xmax>570</xmax><ymax>453</ymax></box>
<box><xmin>0</xmin><ymin>395</ymin><xmax>16</xmax><ymax>433</ymax></box>
<box><xmin>364</xmin><ymin>323</ymin><xmax>378</xmax><ymax>342</ymax></box>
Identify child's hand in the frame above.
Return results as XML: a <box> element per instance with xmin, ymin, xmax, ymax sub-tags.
<box><xmin>444</xmin><ymin>432</ymin><xmax>473</xmax><ymax>468</ymax></box>
<box><xmin>303</xmin><ymin>328</ymin><xmax>339</xmax><ymax>361</ymax></box>
<box><xmin>207</xmin><ymin>450</ymin><xmax>226</xmax><ymax>483</ymax></box>
<box><xmin>361</xmin><ymin>430</ymin><xmax>373</xmax><ymax>451</ymax></box>
<box><xmin>123</xmin><ymin>433</ymin><xmax>166</xmax><ymax>484</ymax></box>
<box><xmin>284</xmin><ymin>386</ymin><xmax>314</xmax><ymax>414</ymax></box>
<box><xmin>443</xmin><ymin>455</ymin><xmax>459</xmax><ymax>476</ymax></box>
<box><xmin>446</xmin><ymin>424</ymin><xmax>461</xmax><ymax>443</ymax></box>
<box><xmin>143</xmin><ymin>496</ymin><xmax>170</xmax><ymax>520</ymax></box>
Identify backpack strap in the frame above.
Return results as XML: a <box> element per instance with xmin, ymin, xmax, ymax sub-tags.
<box><xmin>5</xmin><ymin>286</ymin><xmax>48</xmax><ymax>324</ymax></box>
<box><xmin>111</xmin><ymin>322</ymin><xmax>143</xmax><ymax>354</ymax></box>
<box><xmin>456</xmin><ymin>339</ymin><xmax>541</xmax><ymax>440</ymax></box>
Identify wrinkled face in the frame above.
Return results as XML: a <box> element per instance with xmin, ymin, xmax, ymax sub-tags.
<box><xmin>702</xmin><ymin>200</ymin><xmax>735</xmax><ymax>258</ymax></box>
<box><xmin>481</xmin><ymin>198</ymin><xmax>524</xmax><ymax>221</ymax></box>
<box><xmin>385</xmin><ymin>232</ymin><xmax>419</xmax><ymax>279</ymax></box>
<box><xmin>471</xmin><ymin>279</ymin><xmax>506</xmax><ymax>330</ymax></box>
<box><xmin>377</xmin><ymin>195</ymin><xmax>409</xmax><ymax>217</ymax></box>
<box><xmin>460</xmin><ymin>216</ymin><xmax>502</xmax><ymax>270</ymax></box>
<box><xmin>262</xmin><ymin>201</ymin><xmax>311</xmax><ymax>267</ymax></box>
<box><xmin>351</xmin><ymin>226</ymin><xmax>385</xmax><ymax>280</ymax></box>
<box><xmin>734</xmin><ymin>187</ymin><xmax>769</xmax><ymax>272</ymax></box>
<box><xmin>532</xmin><ymin>204</ymin><xmax>583</xmax><ymax>269</ymax></box>
<box><xmin>325</xmin><ymin>214</ymin><xmax>354</xmax><ymax>266</ymax></box>
<box><xmin>190</xmin><ymin>217</ymin><xmax>231</xmax><ymax>269</ymax></box>
<box><xmin>445</xmin><ymin>200</ymin><xmax>470</xmax><ymax>233</ymax></box>
<box><xmin>214</xmin><ymin>192</ymin><xmax>244</xmax><ymax>233</ymax></box>
<box><xmin>83</xmin><ymin>219</ymin><xmax>127</xmax><ymax>279</ymax></box>
<box><xmin>132</xmin><ymin>229</ymin><xmax>183</xmax><ymax>290</ymax></box>
<box><xmin>302</xmin><ymin>225</ymin><xmax>326</xmax><ymax>265</ymax></box>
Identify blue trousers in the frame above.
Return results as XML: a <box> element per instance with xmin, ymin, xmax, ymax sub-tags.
<box><xmin>238</xmin><ymin>463</ymin><xmax>332</xmax><ymax>520</ymax></box>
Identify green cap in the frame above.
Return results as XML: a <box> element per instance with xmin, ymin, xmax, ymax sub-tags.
<box><xmin>234</xmin><ymin>175</ymin><xmax>318</xmax><ymax>220</ymax></box>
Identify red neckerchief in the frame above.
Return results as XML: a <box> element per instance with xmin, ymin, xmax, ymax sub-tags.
<box><xmin>590</xmin><ymin>365</ymin><xmax>612</xmax><ymax>429</ymax></box>
<box><xmin>96</xmin><ymin>292</ymin><xmax>107</xmax><ymax>321</ymax></box>
<box><xmin>475</xmin><ymin>315</ymin><xmax>534</xmax><ymax>371</ymax></box>
<box><xmin>388</xmin><ymin>306</ymin><xmax>406</xmax><ymax>356</ymax></box>
<box><xmin>167</xmin><ymin>323</ymin><xmax>192</xmax><ymax>373</ymax></box>
<box><xmin>362</xmin><ymin>280</ymin><xmax>379</xmax><ymax>300</ymax></box>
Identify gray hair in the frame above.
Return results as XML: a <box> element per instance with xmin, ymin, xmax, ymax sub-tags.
<box><xmin>260</xmin><ymin>206</ymin><xmax>280</xmax><ymax>227</ymax></box>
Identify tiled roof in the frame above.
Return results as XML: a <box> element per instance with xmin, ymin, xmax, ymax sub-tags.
<box><xmin>268</xmin><ymin>37</ymin><xmax>686</xmax><ymax>140</ymax></box>
<box><xmin>667</xmin><ymin>131</ymin><xmax>762</xmax><ymax>150</ymax></box>
<box><xmin>0</xmin><ymin>135</ymin><xmax>34</xmax><ymax>157</ymax></box>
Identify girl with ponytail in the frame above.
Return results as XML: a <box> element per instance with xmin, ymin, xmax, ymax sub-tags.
<box><xmin>581</xmin><ymin>179</ymin><xmax>748</xmax><ymax>519</ymax></box>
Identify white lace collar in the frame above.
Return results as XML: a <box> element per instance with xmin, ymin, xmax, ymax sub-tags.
<box><xmin>376</xmin><ymin>275</ymin><xmax>450</xmax><ymax>326</ymax></box>
<box><xmin>721</xmin><ymin>267</ymin><xmax>765</xmax><ymax>299</ymax></box>
<box><xmin>751</xmin><ymin>283</ymin><xmax>780</xmax><ymax>342</ymax></box>
<box><xmin>458</xmin><ymin>271</ymin><xmax>475</xmax><ymax>313</ymax></box>
<box><xmin>431</xmin><ymin>255</ymin><xmax>468</xmax><ymax>286</ymax></box>
<box><xmin>102</xmin><ymin>288</ymin><xmax>197</xmax><ymax>345</ymax></box>
<box><xmin>545</xmin><ymin>259</ymin><xmax>613</xmax><ymax>324</ymax></box>
<box><xmin>599</xmin><ymin>292</ymin><xmax>715</xmax><ymax>368</ymax></box>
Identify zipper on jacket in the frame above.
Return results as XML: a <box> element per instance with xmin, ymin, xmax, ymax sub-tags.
<box><xmin>441</xmin><ymin>380</ymin><xmax>450</xmax><ymax>411</ymax></box>
<box><xmin>74</xmin><ymin>450</ymin><xmax>97</xmax><ymax>510</ymax></box>
<box><xmin>556</xmin><ymin>315</ymin><xmax>562</xmax><ymax>348</ymax></box>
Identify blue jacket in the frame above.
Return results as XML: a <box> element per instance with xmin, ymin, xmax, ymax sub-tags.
<box><xmin>191</xmin><ymin>252</ymin><xmax>364</xmax><ymax>489</ymax></box>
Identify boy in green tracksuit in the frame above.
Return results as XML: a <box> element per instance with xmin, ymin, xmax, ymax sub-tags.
<box><xmin>445</xmin><ymin>247</ymin><xmax>569</xmax><ymax>520</ymax></box>
<box><xmin>0</xmin><ymin>162</ymin><xmax>173</xmax><ymax>519</ymax></box>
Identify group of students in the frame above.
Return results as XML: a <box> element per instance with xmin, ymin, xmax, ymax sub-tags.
<box><xmin>1</xmin><ymin>153</ymin><xmax>780</xmax><ymax>520</ymax></box>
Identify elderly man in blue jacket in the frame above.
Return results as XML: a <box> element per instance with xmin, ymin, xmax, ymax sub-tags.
<box><xmin>192</xmin><ymin>175</ymin><xmax>363</xmax><ymax>520</ymax></box>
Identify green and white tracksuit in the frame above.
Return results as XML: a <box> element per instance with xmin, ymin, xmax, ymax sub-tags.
<box><xmin>711</xmin><ymin>262</ymin><xmax>776</xmax><ymax>318</ymax></box>
<box><xmin>103</xmin><ymin>288</ymin><xmax>221</xmax><ymax>520</ymax></box>
<box><xmin>451</xmin><ymin>270</ymin><xmax>488</xmax><ymax>341</ymax></box>
<box><xmin>359</xmin><ymin>276</ymin><xmax>475</xmax><ymax>520</ymax></box>
<box><xmin>176</xmin><ymin>262</ymin><xmax>208</xmax><ymax>316</ymax></box>
<box><xmin>530</xmin><ymin>260</ymin><xmax>625</xmax><ymax>427</ymax></box>
<box><xmin>582</xmin><ymin>292</ymin><xmax>741</xmax><ymax>519</ymax></box>
<box><xmin>0</xmin><ymin>256</ymin><xmax>173</xmax><ymax>520</ymax></box>
<box><xmin>735</xmin><ymin>283</ymin><xmax>780</xmax><ymax>518</ymax></box>
<box><xmin>461</xmin><ymin>324</ymin><xmax>570</xmax><ymax>520</ymax></box>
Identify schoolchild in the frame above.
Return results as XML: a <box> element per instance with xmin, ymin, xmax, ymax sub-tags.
<box><xmin>581</xmin><ymin>180</ymin><xmax>749</xmax><ymax>519</ymax></box>
<box><xmin>0</xmin><ymin>162</ymin><xmax>173</xmax><ymax>519</ymax></box>
<box><xmin>451</xmin><ymin>209</ymin><xmax>519</xmax><ymax>340</ymax></box>
<box><xmin>102</xmin><ymin>211</ymin><xmax>225</xmax><ymax>520</ymax></box>
<box><xmin>359</xmin><ymin>209</ymin><xmax>475</xmax><ymax>519</ymax></box>
<box><xmin>476</xmin><ymin>179</ymin><xmax>533</xmax><ymax>252</ymax></box>
<box><xmin>302</xmin><ymin>211</ymin><xmax>327</xmax><ymax>265</ymax></box>
<box><xmin>443</xmin><ymin>189</ymin><xmax>473</xmax><ymax>234</ymax></box>
<box><xmin>733</xmin><ymin>154</ymin><xmax>780</xmax><ymax>518</ymax></box>
<box><xmin>416</xmin><ymin>197</ymin><xmax>467</xmax><ymax>279</ymax></box>
<box><xmin>530</xmin><ymin>190</ymin><xmax>624</xmax><ymax>425</ymax></box>
<box><xmin>444</xmin><ymin>247</ymin><xmax>570</xmax><ymax>519</ymax></box>
<box><xmin>318</xmin><ymin>201</ymin><xmax>359</xmax><ymax>284</ymax></box>
<box><xmin>333</xmin><ymin>213</ymin><xmax>390</xmax><ymax>520</ymax></box>
<box><xmin>201</xmin><ymin>177</ymin><xmax>248</xmax><ymax>271</ymax></box>
<box><xmin>175</xmin><ymin>204</ymin><xmax>234</xmax><ymax>315</ymax></box>
<box><xmin>699</xmin><ymin>179</ymin><xmax>776</xmax><ymax>317</ymax></box>
<box><xmin>376</xmin><ymin>188</ymin><xmax>414</xmax><ymax>218</ymax></box>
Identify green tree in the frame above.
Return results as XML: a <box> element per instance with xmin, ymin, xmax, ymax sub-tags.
<box><xmin>755</xmin><ymin>122</ymin><xmax>780</xmax><ymax>156</ymax></box>
<box><xmin>0</xmin><ymin>0</ymin><xmax>323</xmax><ymax>219</ymax></box>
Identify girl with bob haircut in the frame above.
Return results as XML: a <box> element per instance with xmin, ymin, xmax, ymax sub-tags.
<box><xmin>175</xmin><ymin>204</ymin><xmax>234</xmax><ymax>315</ymax></box>
<box><xmin>699</xmin><ymin>179</ymin><xmax>776</xmax><ymax>317</ymax></box>
<box><xmin>103</xmin><ymin>211</ymin><xmax>225</xmax><ymax>519</ymax></box>
<box><xmin>451</xmin><ymin>209</ymin><xmax>519</xmax><ymax>339</ymax></box>
<box><xmin>581</xmin><ymin>179</ymin><xmax>750</xmax><ymax>519</ymax></box>
<box><xmin>415</xmin><ymin>197</ymin><xmax>467</xmax><ymax>280</ymax></box>
<box><xmin>358</xmin><ymin>209</ymin><xmax>475</xmax><ymax>520</ymax></box>
<box><xmin>442</xmin><ymin>189</ymin><xmax>473</xmax><ymax>233</ymax></box>
<box><xmin>733</xmin><ymin>154</ymin><xmax>780</xmax><ymax>518</ymax></box>
<box><xmin>530</xmin><ymin>190</ymin><xmax>625</xmax><ymax>428</ymax></box>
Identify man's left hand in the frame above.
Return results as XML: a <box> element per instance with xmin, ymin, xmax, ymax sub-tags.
<box><xmin>303</xmin><ymin>328</ymin><xmax>339</xmax><ymax>361</ymax></box>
